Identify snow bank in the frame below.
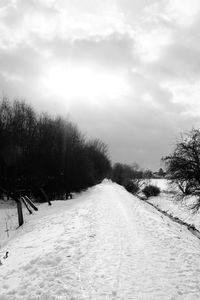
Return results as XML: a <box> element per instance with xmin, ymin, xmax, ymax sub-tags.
<box><xmin>149</xmin><ymin>193</ymin><xmax>200</xmax><ymax>230</ymax></box>
<box><xmin>143</xmin><ymin>179</ymin><xmax>200</xmax><ymax>230</ymax></box>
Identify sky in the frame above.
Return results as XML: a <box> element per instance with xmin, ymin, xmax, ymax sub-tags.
<box><xmin>0</xmin><ymin>0</ymin><xmax>200</xmax><ymax>170</ymax></box>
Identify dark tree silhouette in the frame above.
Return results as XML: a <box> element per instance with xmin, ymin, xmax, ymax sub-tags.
<box><xmin>112</xmin><ymin>162</ymin><xmax>143</xmax><ymax>192</ymax></box>
<box><xmin>163</xmin><ymin>129</ymin><xmax>200</xmax><ymax>196</ymax></box>
<box><xmin>0</xmin><ymin>98</ymin><xmax>111</xmax><ymax>200</ymax></box>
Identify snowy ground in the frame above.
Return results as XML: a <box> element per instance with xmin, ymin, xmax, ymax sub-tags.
<box><xmin>0</xmin><ymin>200</ymin><xmax>18</xmax><ymax>249</ymax></box>
<box><xmin>0</xmin><ymin>199</ymin><xmax>41</xmax><ymax>249</ymax></box>
<box><xmin>146</xmin><ymin>179</ymin><xmax>200</xmax><ymax>231</ymax></box>
<box><xmin>1</xmin><ymin>180</ymin><xmax>200</xmax><ymax>299</ymax></box>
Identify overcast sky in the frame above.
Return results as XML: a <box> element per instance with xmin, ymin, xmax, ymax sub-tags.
<box><xmin>1</xmin><ymin>0</ymin><xmax>200</xmax><ymax>170</ymax></box>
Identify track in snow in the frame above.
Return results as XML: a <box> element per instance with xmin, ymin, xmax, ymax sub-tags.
<box><xmin>1</xmin><ymin>181</ymin><xmax>200</xmax><ymax>299</ymax></box>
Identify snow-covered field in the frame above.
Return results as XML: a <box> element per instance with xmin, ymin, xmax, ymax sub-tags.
<box><xmin>1</xmin><ymin>181</ymin><xmax>200</xmax><ymax>299</ymax></box>
<box><xmin>145</xmin><ymin>179</ymin><xmax>200</xmax><ymax>231</ymax></box>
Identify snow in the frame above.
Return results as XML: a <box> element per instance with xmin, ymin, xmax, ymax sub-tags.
<box><xmin>145</xmin><ymin>179</ymin><xmax>200</xmax><ymax>231</ymax></box>
<box><xmin>0</xmin><ymin>200</ymin><xmax>18</xmax><ymax>248</ymax></box>
<box><xmin>141</xmin><ymin>178</ymin><xmax>178</xmax><ymax>192</ymax></box>
<box><xmin>1</xmin><ymin>181</ymin><xmax>200</xmax><ymax>299</ymax></box>
<box><xmin>149</xmin><ymin>193</ymin><xmax>200</xmax><ymax>230</ymax></box>
<box><xmin>0</xmin><ymin>199</ymin><xmax>36</xmax><ymax>249</ymax></box>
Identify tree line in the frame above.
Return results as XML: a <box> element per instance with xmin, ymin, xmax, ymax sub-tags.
<box><xmin>0</xmin><ymin>98</ymin><xmax>111</xmax><ymax>200</ymax></box>
<box><xmin>111</xmin><ymin>162</ymin><xmax>154</xmax><ymax>193</ymax></box>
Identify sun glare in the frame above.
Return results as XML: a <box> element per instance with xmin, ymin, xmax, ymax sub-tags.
<box><xmin>42</xmin><ymin>64</ymin><xmax>129</xmax><ymax>104</ymax></box>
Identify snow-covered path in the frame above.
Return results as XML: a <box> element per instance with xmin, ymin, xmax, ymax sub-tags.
<box><xmin>1</xmin><ymin>181</ymin><xmax>200</xmax><ymax>299</ymax></box>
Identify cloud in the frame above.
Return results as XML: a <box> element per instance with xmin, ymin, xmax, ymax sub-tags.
<box><xmin>0</xmin><ymin>0</ymin><xmax>129</xmax><ymax>49</ymax></box>
<box><xmin>143</xmin><ymin>25</ymin><xmax>200</xmax><ymax>82</ymax></box>
<box><xmin>35</xmin><ymin>33</ymin><xmax>135</xmax><ymax>72</ymax></box>
<box><xmin>0</xmin><ymin>0</ymin><xmax>200</xmax><ymax>169</ymax></box>
<box><xmin>69</xmin><ymin>93</ymin><xmax>193</xmax><ymax>169</ymax></box>
<box><xmin>165</xmin><ymin>0</ymin><xmax>200</xmax><ymax>27</ymax></box>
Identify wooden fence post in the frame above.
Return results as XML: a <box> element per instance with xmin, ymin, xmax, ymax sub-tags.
<box><xmin>21</xmin><ymin>197</ymin><xmax>32</xmax><ymax>214</ymax></box>
<box><xmin>40</xmin><ymin>188</ymin><xmax>52</xmax><ymax>206</ymax></box>
<box><xmin>0</xmin><ymin>186</ymin><xmax>24</xmax><ymax>227</ymax></box>
<box><xmin>16</xmin><ymin>199</ymin><xmax>24</xmax><ymax>227</ymax></box>
<box><xmin>24</xmin><ymin>196</ymin><xmax>38</xmax><ymax>211</ymax></box>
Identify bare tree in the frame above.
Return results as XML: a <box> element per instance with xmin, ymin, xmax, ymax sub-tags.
<box><xmin>163</xmin><ymin>129</ymin><xmax>200</xmax><ymax>196</ymax></box>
